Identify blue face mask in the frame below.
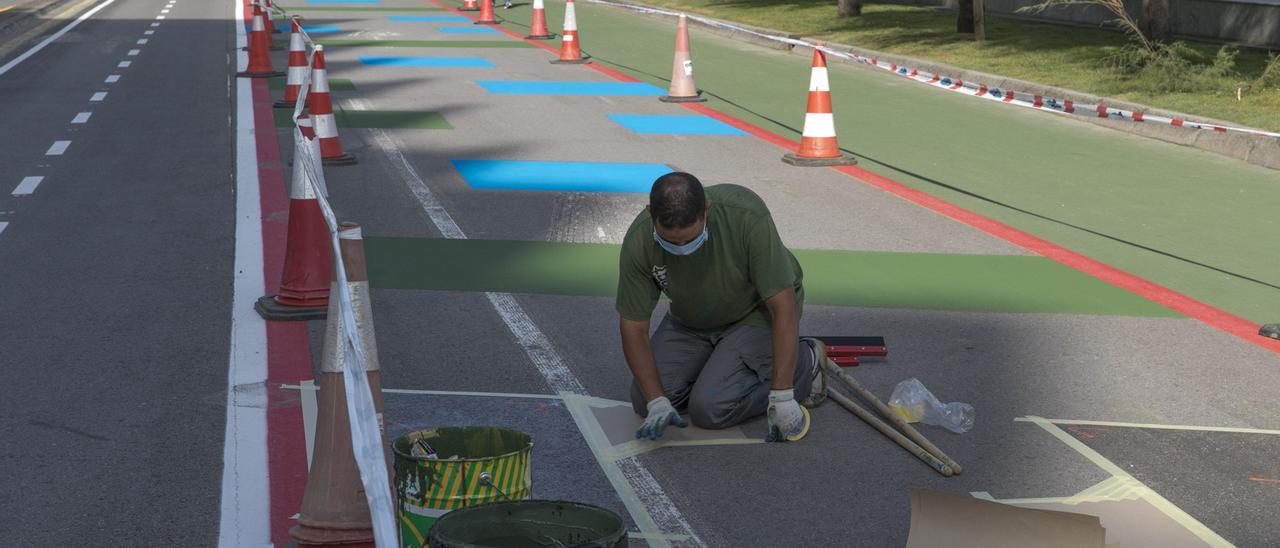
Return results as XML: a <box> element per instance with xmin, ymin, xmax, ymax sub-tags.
<box><xmin>653</xmin><ymin>224</ymin><xmax>709</xmax><ymax>256</ymax></box>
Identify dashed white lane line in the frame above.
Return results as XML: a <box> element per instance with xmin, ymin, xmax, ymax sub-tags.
<box><xmin>117</xmin><ymin>60</ymin><xmax>131</xmax><ymax>68</ymax></box>
<box><xmin>144</xmin><ymin>30</ymin><xmax>154</xmax><ymax>35</ymax></box>
<box><xmin>46</xmin><ymin>141</ymin><xmax>70</xmax><ymax>155</ymax></box>
<box><xmin>0</xmin><ymin>222</ymin><xmax>8</xmax><ymax>235</ymax></box>
<box><xmin>105</xmin><ymin>74</ymin><xmax>120</xmax><ymax>83</ymax></box>
<box><xmin>137</xmin><ymin>38</ymin><xmax>148</xmax><ymax>44</ymax></box>
<box><xmin>155</xmin><ymin>14</ymin><xmax>165</xmax><ymax>19</ymax></box>
<box><xmin>150</xmin><ymin>22</ymin><xmax>159</xmax><ymax>27</ymax></box>
<box><xmin>90</xmin><ymin>91</ymin><xmax>106</xmax><ymax>101</ymax></box>
<box><xmin>127</xmin><ymin>49</ymin><xmax>140</xmax><ymax>56</ymax></box>
<box><xmin>13</xmin><ymin>177</ymin><xmax>44</xmax><ymax>196</ymax></box>
<box><xmin>161</xmin><ymin>8</ymin><xmax>169</xmax><ymax>13</ymax></box>
<box><xmin>71</xmin><ymin>112</ymin><xmax>91</xmax><ymax>124</ymax></box>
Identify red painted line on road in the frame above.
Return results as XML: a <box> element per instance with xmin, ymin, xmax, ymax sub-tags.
<box><xmin>426</xmin><ymin>0</ymin><xmax>1280</xmax><ymax>355</ymax></box>
<box><xmin>251</xmin><ymin>77</ymin><xmax>314</xmax><ymax>546</ymax></box>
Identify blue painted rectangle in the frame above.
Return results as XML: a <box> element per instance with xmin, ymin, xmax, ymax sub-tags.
<box><xmin>302</xmin><ymin>26</ymin><xmax>342</xmax><ymax>33</ymax></box>
<box><xmin>437</xmin><ymin>26</ymin><xmax>502</xmax><ymax>34</ymax></box>
<box><xmin>359</xmin><ymin>56</ymin><xmax>495</xmax><ymax>68</ymax></box>
<box><xmin>476</xmin><ymin>81</ymin><xmax>667</xmax><ymax>96</ymax></box>
<box><xmin>452</xmin><ymin>160</ymin><xmax>673</xmax><ymax>193</ymax></box>
<box><xmin>389</xmin><ymin>15</ymin><xmax>471</xmax><ymax>22</ymax></box>
<box><xmin>606</xmin><ymin>114</ymin><xmax>749</xmax><ymax>136</ymax></box>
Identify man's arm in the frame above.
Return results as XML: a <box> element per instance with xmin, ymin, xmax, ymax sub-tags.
<box><xmin>620</xmin><ymin>318</ymin><xmax>664</xmax><ymax>401</ymax></box>
<box><xmin>765</xmin><ymin>286</ymin><xmax>799</xmax><ymax>389</ymax></box>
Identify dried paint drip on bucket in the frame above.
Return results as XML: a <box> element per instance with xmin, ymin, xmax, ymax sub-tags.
<box><xmin>394</xmin><ymin>427</ymin><xmax>534</xmax><ymax>547</ymax></box>
<box><xmin>427</xmin><ymin>500</ymin><xmax>628</xmax><ymax>548</ymax></box>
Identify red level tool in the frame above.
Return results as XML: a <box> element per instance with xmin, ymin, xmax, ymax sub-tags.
<box><xmin>814</xmin><ymin>336</ymin><xmax>887</xmax><ymax>367</ymax></box>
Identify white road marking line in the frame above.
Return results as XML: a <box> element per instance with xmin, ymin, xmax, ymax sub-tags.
<box><xmin>0</xmin><ymin>0</ymin><xmax>119</xmax><ymax>78</ymax></box>
<box><xmin>161</xmin><ymin>8</ymin><xmax>169</xmax><ymax>13</ymax></box>
<box><xmin>144</xmin><ymin>30</ymin><xmax>154</xmax><ymax>35</ymax></box>
<box><xmin>219</xmin><ymin>0</ymin><xmax>271</xmax><ymax>544</ymax></box>
<box><xmin>13</xmin><ymin>176</ymin><xmax>44</xmax><ymax>195</ymax></box>
<box><xmin>117</xmin><ymin>61</ymin><xmax>130</xmax><ymax>68</ymax></box>
<box><xmin>1015</xmin><ymin>416</ymin><xmax>1280</xmax><ymax>435</ymax></box>
<box><xmin>137</xmin><ymin>38</ymin><xmax>148</xmax><ymax>44</ymax></box>
<box><xmin>347</xmin><ymin>96</ymin><xmax>705</xmax><ymax>548</ymax></box>
<box><xmin>90</xmin><ymin>91</ymin><xmax>106</xmax><ymax>101</ymax></box>
<box><xmin>127</xmin><ymin>49</ymin><xmax>140</xmax><ymax>56</ymax></box>
<box><xmin>46</xmin><ymin>141</ymin><xmax>70</xmax><ymax>155</ymax></box>
<box><xmin>105</xmin><ymin>74</ymin><xmax>120</xmax><ymax>82</ymax></box>
<box><xmin>155</xmin><ymin>14</ymin><xmax>165</xmax><ymax>20</ymax></box>
<box><xmin>150</xmin><ymin>22</ymin><xmax>160</xmax><ymax>27</ymax></box>
<box><xmin>71</xmin><ymin>112</ymin><xmax>91</xmax><ymax>124</ymax></box>
<box><xmin>0</xmin><ymin>222</ymin><xmax>8</xmax><ymax>235</ymax></box>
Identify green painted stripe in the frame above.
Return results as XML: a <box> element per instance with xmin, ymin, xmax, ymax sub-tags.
<box><xmin>317</xmin><ymin>39</ymin><xmax>534</xmax><ymax>48</ymax></box>
<box><xmin>277</xmin><ymin>6</ymin><xmax>448</xmax><ymax>11</ymax></box>
<box><xmin>268</xmin><ymin>76</ymin><xmax>357</xmax><ymax>91</ymax></box>
<box><xmin>365</xmin><ymin>237</ymin><xmax>1180</xmax><ymax>317</ymax></box>
<box><xmin>272</xmin><ymin>109</ymin><xmax>452</xmax><ymax>129</ymax></box>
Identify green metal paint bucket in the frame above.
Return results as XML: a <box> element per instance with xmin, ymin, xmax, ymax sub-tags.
<box><xmin>427</xmin><ymin>500</ymin><xmax>628</xmax><ymax>548</ymax></box>
<box><xmin>394</xmin><ymin>427</ymin><xmax>534</xmax><ymax>547</ymax></box>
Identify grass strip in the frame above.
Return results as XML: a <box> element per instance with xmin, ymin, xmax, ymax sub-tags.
<box><xmin>364</xmin><ymin>238</ymin><xmax>1179</xmax><ymax>317</ymax></box>
<box><xmin>272</xmin><ymin>109</ymin><xmax>452</xmax><ymax>129</ymax></box>
<box><xmin>318</xmin><ymin>38</ymin><xmax>533</xmax><ymax>48</ymax></box>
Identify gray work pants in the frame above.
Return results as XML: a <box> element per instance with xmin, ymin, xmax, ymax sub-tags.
<box><xmin>630</xmin><ymin>317</ymin><xmax>817</xmax><ymax>430</ymax></box>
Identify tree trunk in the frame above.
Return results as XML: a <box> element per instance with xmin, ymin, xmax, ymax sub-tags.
<box><xmin>837</xmin><ymin>0</ymin><xmax>861</xmax><ymax>17</ymax></box>
<box><xmin>957</xmin><ymin>0</ymin><xmax>975</xmax><ymax>33</ymax></box>
<box><xmin>1141</xmin><ymin>0</ymin><xmax>1170</xmax><ymax>42</ymax></box>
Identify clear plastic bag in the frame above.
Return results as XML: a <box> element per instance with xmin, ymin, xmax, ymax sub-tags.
<box><xmin>888</xmin><ymin>378</ymin><xmax>975</xmax><ymax>434</ymax></box>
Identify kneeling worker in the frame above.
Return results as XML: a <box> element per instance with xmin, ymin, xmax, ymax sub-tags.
<box><xmin>617</xmin><ymin>172</ymin><xmax>827</xmax><ymax>443</ymax></box>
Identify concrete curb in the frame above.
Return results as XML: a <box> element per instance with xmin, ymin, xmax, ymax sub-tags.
<box><xmin>593</xmin><ymin>0</ymin><xmax>1280</xmax><ymax>171</ymax></box>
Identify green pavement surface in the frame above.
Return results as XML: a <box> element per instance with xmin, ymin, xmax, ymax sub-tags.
<box><xmin>272</xmin><ymin>109</ymin><xmax>452</xmax><ymax>129</ymax></box>
<box><xmin>277</xmin><ymin>6</ymin><xmax>447</xmax><ymax>11</ymax></box>
<box><xmin>365</xmin><ymin>237</ymin><xmax>1179</xmax><ymax>317</ymax></box>
<box><xmin>317</xmin><ymin>39</ymin><xmax>533</xmax><ymax>48</ymax></box>
<box><xmin>462</xmin><ymin>0</ymin><xmax>1280</xmax><ymax>325</ymax></box>
<box><xmin>268</xmin><ymin>76</ymin><xmax>357</xmax><ymax>91</ymax></box>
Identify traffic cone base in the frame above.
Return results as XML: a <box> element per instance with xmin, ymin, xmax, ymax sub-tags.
<box><xmin>781</xmin><ymin>151</ymin><xmax>858</xmax><ymax>167</ymax></box>
<box><xmin>255</xmin><ymin>295</ymin><xmax>327</xmax><ymax>320</ymax></box>
<box><xmin>475</xmin><ymin>19</ymin><xmax>502</xmax><ymax>25</ymax></box>
<box><xmin>526</xmin><ymin>32</ymin><xmax>557</xmax><ymax>40</ymax></box>
<box><xmin>237</xmin><ymin>69</ymin><xmax>285</xmax><ymax>78</ymax></box>
<box><xmin>273</xmin><ymin>98</ymin><xmax>307</xmax><ymax>109</ymax></box>
<box><xmin>659</xmin><ymin>93</ymin><xmax>706</xmax><ymax>103</ymax></box>
<box><xmin>550</xmin><ymin>56</ymin><xmax>591</xmax><ymax>65</ymax></box>
<box><xmin>322</xmin><ymin>153</ymin><xmax>358</xmax><ymax>166</ymax></box>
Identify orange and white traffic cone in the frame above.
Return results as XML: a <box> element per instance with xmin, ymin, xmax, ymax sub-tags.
<box><xmin>289</xmin><ymin>222</ymin><xmax>386</xmax><ymax>547</ymax></box>
<box><xmin>275</xmin><ymin>16</ymin><xmax>310</xmax><ymax>108</ymax></box>
<box><xmin>782</xmin><ymin>48</ymin><xmax>857</xmax><ymax>166</ymax></box>
<box><xmin>475</xmin><ymin>0</ymin><xmax>500</xmax><ymax>24</ymax></box>
<box><xmin>459</xmin><ymin>0</ymin><xmax>480</xmax><ymax>11</ymax></box>
<box><xmin>526</xmin><ymin>0</ymin><xmax>556</xmax><ymax>40</ymax></box>
<box><xmin>238</xmin><ymin>2</ymin><xmax>285</xmax><ymax>78</ymax></box>
<box><xmin>309</xmin><ymin>45</ymin><xmax>357</xmax><ymax>166</ymax></box>
<box><xmin>659</xmin><ymin>14</ymin><xmax>704</xmax><ymax>103</ymax></box>
<box><xmin>264</xmin><ymin>0</ymin><xmax>282</xmax><ymax>34</ymax></box>
<box><xmin>550</xmin><ymin>0</ymin><xmax>589</xmax><ymax>64</ymax></box>
<box><xmin>256</xmin><ymin>116</ymin><xmax>332</xmax><ymax>321</ymax></box>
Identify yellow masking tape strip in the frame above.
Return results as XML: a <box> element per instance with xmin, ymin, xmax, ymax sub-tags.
<box><xmin>562</xmin><ymin>393</ymin><xmax>669</xmax><ymax>548</ymax></box>
<box><xmin>1015</xmin><ymin>416</ymin><xmax>1280</xmax><ymax>436</ymax></box>
<box><xmin>1025</xmin><ymin>416</ymin><xmax>1233</xmax><ymax>547</ymax></box>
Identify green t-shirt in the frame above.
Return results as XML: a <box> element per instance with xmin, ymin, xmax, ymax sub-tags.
<box><xmin>615</xmin><ymin>184</ymin><xmax>804</xmax><ymax>332</ymax></box>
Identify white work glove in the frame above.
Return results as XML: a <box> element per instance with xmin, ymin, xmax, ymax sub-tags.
<box><xmin>766</xmin><ymin>389</ymin><xmax>811</xmax><ymax>442</ymax></box>
<box><xmin>636</xmin><ymin>396</ymin><xmax>688</xmax><ymax>440</ymax></box>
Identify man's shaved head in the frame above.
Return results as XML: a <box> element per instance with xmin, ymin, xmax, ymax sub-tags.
<box><xmin>649</xmin><ymin>172</ymin><xmax>706</xmax><ymax>229</ymax></box>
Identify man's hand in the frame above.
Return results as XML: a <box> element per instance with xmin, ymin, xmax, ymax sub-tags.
<box><xmin>637</xmin><ymin>396</ymin><xmax>688</xmax><ymax>440</ymax></box>
<box><xmin>766</xmin><ymin>389</ymin><xmax>810</xmax><ymax>442</ymax></box>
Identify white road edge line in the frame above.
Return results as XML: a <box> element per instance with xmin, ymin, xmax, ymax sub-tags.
<box><xmin>90</xmin><ymin>91</ymin><xmax>106</xmax><ymax>101</ymax></box>
<box><xmin>72</xmin><ymin>112</ymin><xmax>92</xmax><ymax>124</ymax></box>
<box><xmin>46</xmin><ymin>141</ymin><xmax>70</xmax><ymax>155</ymax></box>
<box><xmin>13</xmin><ymin>176</ymin><xmax>44</xmax><ymax>196</ymax></box>
<box><xmin>0</xmin><ymin>0</ymin><xmax>118</xmax><ymax>78</ymax></box>
<box><xmin>218</xmin><ymin>0</ymin><xmax>271</xmax><ymax>544</ymax></box>
<box><xmin>346</xmin><ymin>97</ymin><xmax>706</xmax><ymax>548</ymax></box>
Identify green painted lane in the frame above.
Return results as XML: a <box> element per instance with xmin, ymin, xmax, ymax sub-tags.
<box><xmin>268</xmin><ymin>76</ymin><xmax>357</xmax><ymax>91</ymax></box>
<box><xmin>317</xmin><ymin>39</ymin><xmax>534</xmax><ymax>48</ymax></box>
<box><xmin>365</xmin><ymin>238</ymin><xmax>1179</xmax><ymax>317</ymax></box>
<box><xmin>470</xmin><ymin>0</ymin><xmax>1280</xmax><ymax>324</ymax></box>
<box><xmin>272</xmin><ymin>109</ymin><xmax>452</xmax><ymax>129</ymax></box>
<box><xmin>277</xmin><ymin>6</ymin><xmax>448</xmax><ymax>12</ymax></box>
